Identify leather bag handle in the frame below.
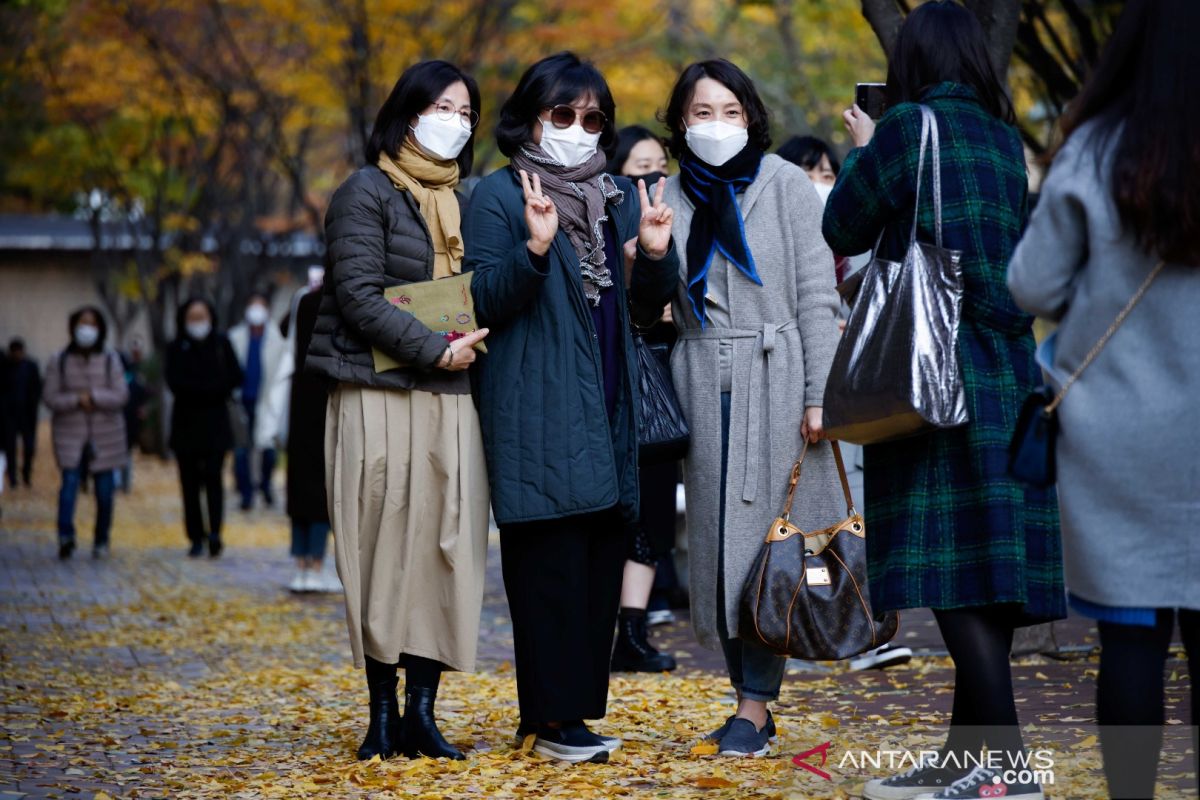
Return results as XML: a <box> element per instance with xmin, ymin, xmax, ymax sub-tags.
<box><xmin>780</xmin><ymin>440</ymin><xmax>858</xmax><ymax>522</ymax></box>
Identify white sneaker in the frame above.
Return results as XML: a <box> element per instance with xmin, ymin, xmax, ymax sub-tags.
<box><xmin>317</xmin><ymin>570</ymin><xmax>343</xmax><ymax>593</ymax></box>
<box><xmin>850</xmin><ymin>643</ymin><xmax>913</xmax><ymax>671</ymax></box>
<box><xmin>646</xmin><ymin>609</ymin><xmax>676</xmax><ymax>626</ymax></box>
<box><xmin>287</xmin><ymin>570</ymin><xmax>309</xmax><ymax>593</ymax></box>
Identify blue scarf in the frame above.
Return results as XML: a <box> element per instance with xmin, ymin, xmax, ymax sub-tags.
<box><xmin>679</xmin><ymin>146</ymin><xmax>764</xmax><ymax>325</ymax></box>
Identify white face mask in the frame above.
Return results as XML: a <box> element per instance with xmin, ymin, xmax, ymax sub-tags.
<box><xmin>245</xmin><ymin>304</ymin><xmax>269</xmax><ymax>327</ymax></box>
<box><xmin>812</xmin><ymin>180</ymin><xmax>833</xmax><ymax>206</ymax></box>
<box><xmin>685</xmin><ymin>121</ymin><xmax>749</xmax><ymax>167</ymax></box>
<box><xmin>539</xmin><ymin>121</ymin><xmax>601</xmax><ymax>168</ymax></box>
<box><xmin>186</xmin><ymin>321</ymin><xmax>212</xmax><ymax>341</ymax></box>
<box><xmin>73</xmin><ymin>324</ymin><xmax>100</xmax><ymax>349</ymax></box>
<box><xmin>410</xmin><ymin>113</ymin><xmax>472</xmax><ymax>161</ymax></box>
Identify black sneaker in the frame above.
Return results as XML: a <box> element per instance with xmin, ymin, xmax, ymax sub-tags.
<box><xmin>863</xmin><ymin>763</ymin><xmax>967</xmax><ymax>799</ymax></box>
<box><xmin>92</xmin><ymin>545</ymin><xmax>109</xmax><ymax>560</ymax></box>
<box><xmin>58</xmin><ymin>541</ymin><xmax>75</xmax><ymax>560</ymax></box>
<box><xmin>704</xmin><ymin>710</ymin><xmax>777</xmax><ymax>743</ymax></box>
<box><xmin>925</xmin><ymin>766</ymin><xmax>1045</xmax><ymax>799</ymax></box>
<box><xmin>188</xmin><ymin>540</ymin><xmax>204</xmax><ymax>558</ymax></box>
<box><xmin>716</xmin><ymin>718</ymin><xmax>770</xmax><ymax>757</ymax></box>
<box><xmin>532</xmin><ymin>723</ymin><xmax>610</xmax><ymax>764</ymax></box>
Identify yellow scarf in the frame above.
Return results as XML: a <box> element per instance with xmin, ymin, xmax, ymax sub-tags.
<box><xmin>377</xmin><ymin>138</ymin><xmax>462</xmax><ymax>278</ymax></box>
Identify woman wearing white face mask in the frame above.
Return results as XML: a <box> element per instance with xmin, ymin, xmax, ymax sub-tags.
<box><xmin>166</xmin><ymin>298</ymin><xmax>242</xmax><ymax>558</ymax></box>
<box><xmin>42</xmin><ymin>306</ymin><xmax>128</xmax><ymax>560</ymax></box>
<box><xmin>463</xmin><ymin>51</ymin><xmax>678</xmax><ymax>764</ymax></box>
<box><xmin>659</xmin><ymin>60</ymin><xmax>843</xmax><ymax>758</ymax></box>
<box><xmin>306</xmin><ymin>60</ymin><xmax>490</xmax><ymax>763</ymax></box>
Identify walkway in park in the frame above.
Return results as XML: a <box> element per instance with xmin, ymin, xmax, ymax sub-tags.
<box><xmin>0</xmin><ymin>449</ymin><xmax>1194</xmax><ymax>799</ymax></box>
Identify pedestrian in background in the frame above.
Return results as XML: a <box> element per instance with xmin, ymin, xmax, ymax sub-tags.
<box><xmin>823</xmin><ymin>3</ymin><xmax>1065</xmax><ymax>798</ymax></box>
<box><xmin>661</xmin><ymin>58</ymin><xmax>842</xmax><ymax>759</ymax></box>
<box><xmin>42</xmin><ymin>307</ymin><xmax>128</xmax><ymax>560</ymax></box>
<box><xmin>1008</xmin><ymin>1</ymin><xmax>1199</xmax><ymax>795</ymax></box>
<box><xmin>309</xmin><ymin>59</ymin><xmax>489</xmax><ymax>762</ymax></box>
<box><xmin>166</xmin><ymin>298</ymin><xmax>242</xmax><ymax>558</ymax></box>
<box><xmin>285</xmin><ymin>271</ymin><xmax>337</xmax><ymax>593</ymax></box>
<box><xmin>3</xmin><ymin>338</ymin><xmax>41</xmax><ymax>489</ymax></box>
<box><xmin>118</xmin><ymin>339</ymin><xmax>148</xmax><ymax>493</ymax></box>
<box><xmin>228</xmin><ymin>291</ymin><xmax>285</xmax><ymax>510</ymax></box>
<box><xmin>605</xmin><ymin>124</ymin><xmax>679</xmax><ymax>675</ymax></box>
<box><xmin>776</xmin><ymin>135</ymin><xmax>838</xmax><ymax>193</ymax></box>
<box><xmin>465</xmin><ymin>51</ymin><xmax>677</xmax><ymax>764</ymax></box>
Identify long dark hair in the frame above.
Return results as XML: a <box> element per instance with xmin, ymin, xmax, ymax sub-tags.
<box><xmin>495</xmin><ymin>52</ymin><xmax>618</xmax><ymax>159</ymax></box>
<box><xmin>606</xmin><ymin>125</ymin><xmax>668</xmax><ymax>175</ymax></box>
<box><xmin>1057</xmin><ymin>0</ymin><xmax>1200</xmax><ymax>264</ymax></box>
<box><xmin>66</xmin><ymin>306</ymin><xmax>107</xmax><ymax>355</ymax></box>
<box><xmin>365</xmin><ymin>60</ymin><xmax>481</xmax><ymax>176</ymax></box>
<box><xmin>662</xmin><ymin>59</ymin><xmax>771</xmax><ymax>160</ymax></box>
<box><xmin>886</xmin><ymin>1</ymin><xmax>1015</xmax><ymax>124</ymax></box>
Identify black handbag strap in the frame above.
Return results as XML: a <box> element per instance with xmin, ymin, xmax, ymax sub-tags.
<box><xmin>780</xmin><ymin>440</ymin><xmax>858</xmax><ymax>522</ymax></box>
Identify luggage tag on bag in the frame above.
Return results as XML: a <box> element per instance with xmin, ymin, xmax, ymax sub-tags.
<box><xmin>806</xmin><ymin>566</ymin><xmax>832</xmax><ymax>586</ymax></box>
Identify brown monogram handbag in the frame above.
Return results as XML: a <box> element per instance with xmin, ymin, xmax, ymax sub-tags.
<box><xmin>738</xmin><ymin>441</ymin><xmax>899</xmax><ymax>660</ymax></box>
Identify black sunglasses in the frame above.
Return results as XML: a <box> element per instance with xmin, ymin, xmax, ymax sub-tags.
<box><xmin>545</xmin><ymin>104</ymin><xmax>607</xmax><ymax>135</ymax></box>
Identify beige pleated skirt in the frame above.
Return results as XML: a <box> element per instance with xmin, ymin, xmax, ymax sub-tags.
<box><xmin>325</xmin><ymin>384</ymin><xmax>490</xmax><ymax>672</ymax></box>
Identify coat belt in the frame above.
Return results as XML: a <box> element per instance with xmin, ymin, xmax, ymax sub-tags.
<box><xmin>677</xmin><ymin>319</ymin><xmax>800</xmax><ymax>503</ymax></box>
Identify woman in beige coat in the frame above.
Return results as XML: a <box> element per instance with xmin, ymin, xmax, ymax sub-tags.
<box><xmin>306</xmin><ymin>61</ymin><xmax>488</xmax><ymax>762</ymax></box>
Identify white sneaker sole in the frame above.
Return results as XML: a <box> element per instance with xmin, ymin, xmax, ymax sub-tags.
<box><xmin>863</xmin><ymin>782</ymin><xmax>946</xmax><ymax>800</ymax></box>
<box><xmin>532</xmin><ymin>739</ymin><xmax>611</xmax><ymax>763</ymax></box>
<box><xmin>717</xmin><ymin>743</ymin><xmax>770</xmax><ymax>757</ymax></box>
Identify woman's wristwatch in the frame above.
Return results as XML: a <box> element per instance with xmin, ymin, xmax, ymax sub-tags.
<box><xmin>441</xmin><ymin>346</ymin><xmax>455</xmax><ymax>369</ymax></box>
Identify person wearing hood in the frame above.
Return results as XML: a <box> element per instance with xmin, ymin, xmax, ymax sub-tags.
<box><xmin>660</xmin><ymin>59</ymin><xmax>843</xmax><ymax>758</ymax></box>
<box><xmin>166</xmin><ymin>298</ymin><xmax>243</xmax><ymax>557</ymax></box>
<box><xmin>42</xmin><ymin>306</ymin><xmax>129</xmax><ymax>560</ymax></box>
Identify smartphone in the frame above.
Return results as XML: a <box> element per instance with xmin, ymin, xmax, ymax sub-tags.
<box><xmin>855</xmin><ymin>83</ymin><xmax>888</xmax><ymax>120</ymax></box>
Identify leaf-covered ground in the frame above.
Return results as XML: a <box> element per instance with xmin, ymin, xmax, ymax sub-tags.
<box><xmin>0</xmin><ymin>451</ymin><xmax>1194</xmax><ymax>799</ymax></box>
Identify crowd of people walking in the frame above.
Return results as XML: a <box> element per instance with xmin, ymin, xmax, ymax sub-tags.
<box><xmin>1</xmin><ymin>0</ymin><xmax>1195</xmax><ymax>797</ymax></box>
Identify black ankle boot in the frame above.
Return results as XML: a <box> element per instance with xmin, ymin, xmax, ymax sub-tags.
<box><xmin>357</xmin><ymin>657</ymin><xmax>402</xmax><ymax>760</ymax></box>
<box><xmin>611</xmin><ymin>607</ymin><xmax>677</xmax><ymax>672</ymax></box>
<box><xmin>402</xmin><ymin>685</ymin><xmax>464</xmax><ymax>759</ymax></box>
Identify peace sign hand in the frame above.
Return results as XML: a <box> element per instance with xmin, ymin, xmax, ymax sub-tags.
<box><xmin>636</xmin><ymin>177</ymin><xmax>674</xmax><ymax>260</ymax></box>
<box><xmin>520</xmin><ymin>169</ymin><xmax>558</xmax><ymax>257</ymax></box>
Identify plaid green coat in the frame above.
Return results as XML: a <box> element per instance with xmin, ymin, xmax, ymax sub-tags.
<box><xmin>822</xmin><ymin>83</ymin><xmax>1065</xmax><ymax>624</ymax></box>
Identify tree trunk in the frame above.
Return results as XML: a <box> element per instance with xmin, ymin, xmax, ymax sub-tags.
<box><xmin>860</xmin><ymin>0</ymin><xmax>905</xmax><ymax>61</ymax></box>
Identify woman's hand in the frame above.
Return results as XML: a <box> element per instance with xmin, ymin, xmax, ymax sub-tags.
<box><xmin>636</xmin><ymin>177</ymin><xmax>674</xmax><ymax>260</ymax></box>
<box><xmin>436</xmin><ymin>328</ymin><xmax>490</xmax><ymax>371</ymax></box>
<box><xmin>801</xmin><ymin>406</ymin><xmax>825</xmax><ymax>444</ymax></box>
<box><xmin>520</xmin><ymin>170</ymin><xmax>558</xmax><ymax>257</ymax></box>
<box><xmin>842</xmin><ymin>104</ymin><xmax>876</xmax><ymax>149</ymax></box>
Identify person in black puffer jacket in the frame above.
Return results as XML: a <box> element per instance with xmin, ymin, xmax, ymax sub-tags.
<box><xmin>166</xmin><ymin>297</ymin><xmax>242</xmax><ymax>558</ymax></box>
<box><xmin>305</xmin><ymin>60</ymin><xmax>489</xmax><ymax>764</ymax></box>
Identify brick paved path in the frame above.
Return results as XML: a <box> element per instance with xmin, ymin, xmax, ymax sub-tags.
<box><xmin>0</xmin><ymin>454</ymin><xmax>1194</xmax><ymax>799</ymax></box>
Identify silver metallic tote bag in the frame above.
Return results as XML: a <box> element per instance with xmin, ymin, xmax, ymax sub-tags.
<box><xmin>823</xmin><ymin>105</ymin><xmax>967</xmax><ymax>445</ymax></box>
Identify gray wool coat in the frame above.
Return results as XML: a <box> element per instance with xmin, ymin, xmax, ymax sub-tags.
<box><xmin>665</xmin><ymin>154</ymin><xmax>844</xmax><ymax>648</ymax></box>
<box><xmin>42</xmin><ymin>349</ymin><xmax>129</xmax><ymax>472</ymax></box>
<box><xmin>1007</xmin><ymin>123</ymin><xmax>1200</xmax><ymax>612</ymax></box>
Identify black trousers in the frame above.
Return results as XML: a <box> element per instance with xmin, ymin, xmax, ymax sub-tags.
<box><xmin>4</xmin><ymin>422</ymin><xmax>35</xmax><ymax>486</ymax></box>
<box><xmin>177</xmin><ymin>451</ymin><xmax>226</xmax><ymax>543</ymax></box>
<box><xmin>499</xmin><ymin>508</ymin><xmax>625</xmax><ymax>724</ymax></box>
<box><xmin>1097</xmin><ymin>609</ymin><xmax>1200</xmax><ymax>799</ymax></box>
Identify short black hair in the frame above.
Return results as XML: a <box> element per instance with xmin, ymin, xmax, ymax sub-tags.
<box><xmin>661</xmin><ymin>59</ymin><xmax>771</xmax><ymax>161</ymax></box>
<box><xmin>495</xmin><ymin>52</ymin><xmax>618</xmax><ymax>160</ymax></box>
<box><xmin>776</xmin><ymin>135</ymin><xmax>840</xmax><ymax>174</ymax></box>
<box><xmin>885</xmin><ymin>0</ymin><xmax>1015</xmax><ymax>124</ymax></box>
<box><xmin>8</xmin><ymin>337</ymin><xmax>25</xmax><ymax>353</ymax></box>
<box><xmin>606</xmin><ymin>125</ymin><xmax>669</xmax><ymax>176</ymax></box>
<box><xmin>366</xmin><ymin>60</ymin><xmax>481</xmax><ymax>176</ymax></box>
<box><xmin>67</xmin><ymin>305</ymin><xmax>107</xmax><ymax>353</ymax></box>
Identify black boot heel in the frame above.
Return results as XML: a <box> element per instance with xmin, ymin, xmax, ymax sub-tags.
<box><xmin>611</xmin><ymin>608</ymin><xmax>677</xmax><ymax>672</ymax></box>
<box><xmin>402</xmin><ymin>686</ymin><xmax>464</xmax><ymax>759</ymax></box>
<box><xmin>357</xmin><ymin>658</ymin><xmax>402</xmax><ymax>760</ymax></box>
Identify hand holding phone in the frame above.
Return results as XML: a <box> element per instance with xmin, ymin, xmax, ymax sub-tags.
<box><xmin>855</xmin><ymin>83</ymin><xmax>888</xmax><ymax>119</ymax></box>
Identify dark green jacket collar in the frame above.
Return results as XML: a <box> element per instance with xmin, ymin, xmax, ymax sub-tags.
<box><xmin>920</xmin><ymin>82</ymin><xmax>978</xmax><ymax>103</ymax></box>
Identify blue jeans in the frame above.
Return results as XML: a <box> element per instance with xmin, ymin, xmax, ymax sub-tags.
<box><xmin>290</xmin><ymin>520</ymin><xmax>330</xmax><ymax>560</ymax></box>
<box><xmin>716</xmin><ymin>391</ymin><xmax>788</xmax><ymax>702</ymax></box>
<box><xmin>58</xmin><ymin>467</ymin><xmax>115</xmax><ymax>548</ymax></box>
<box><xmin>233</xmin><ymin>400</ymin><xmax>276</xmax><ymax>506</ymax></box>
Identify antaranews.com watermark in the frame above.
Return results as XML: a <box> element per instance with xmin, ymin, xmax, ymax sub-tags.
<box><xmin>792</xmin><ymin>741</ymin><xmax>1056</xmax><ymax>787</ymax></box>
